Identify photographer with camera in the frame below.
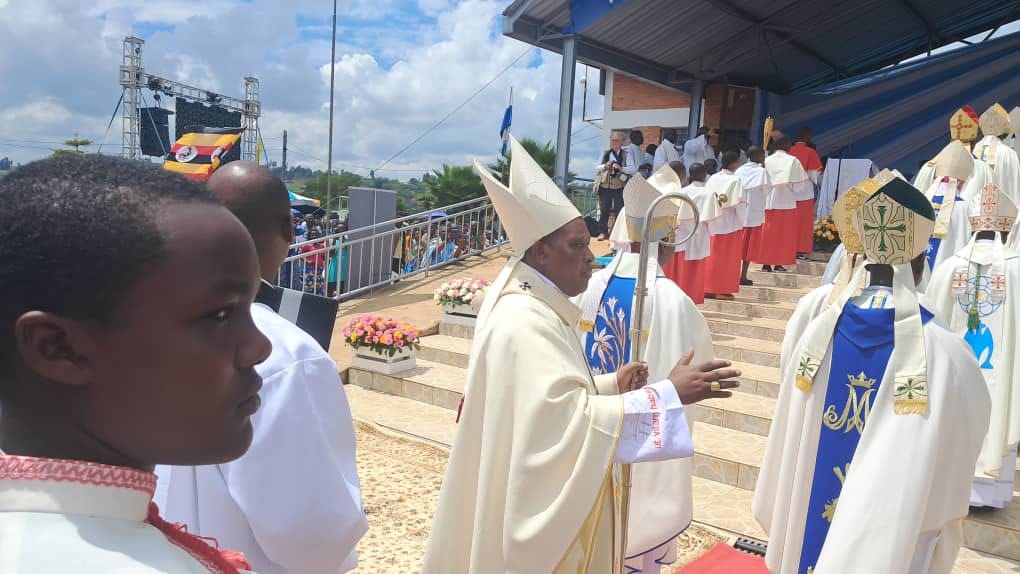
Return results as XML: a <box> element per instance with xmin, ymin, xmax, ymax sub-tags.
<box><xmin>594</xmin><ymin>130</ymin><xmax>636</xmax><ymax>239</ymax></box>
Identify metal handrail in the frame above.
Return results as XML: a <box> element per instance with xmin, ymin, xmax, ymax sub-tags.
<box><xmin>277</xmin><ymin>179</ymin><xmax>599</xmax><ymax>301</ymax></box>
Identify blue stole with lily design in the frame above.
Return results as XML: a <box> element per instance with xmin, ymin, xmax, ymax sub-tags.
<box><xmin>925</xmin><ymin>193</ymin><xmax>963</xmax><ymax>271</ymax></box>
<box><xmin>798</xmin><ymin>303</ymin><xmax>934</xmax><ymax>574</ymax></box>
<box><xmin>584</xmin><ymin>276</ymin><xmax>638</xmax><ymax>375</ymax></box>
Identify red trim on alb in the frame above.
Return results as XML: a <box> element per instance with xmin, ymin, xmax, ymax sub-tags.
<box><xmin>147</xmin><ymin>503</ymin><xmax>248</xmax><ymax>574</ymax></box>
<box><xmin>0</xmin><ymin>455</ymin><xmax>156</xmax><ymax>495</ymax></box>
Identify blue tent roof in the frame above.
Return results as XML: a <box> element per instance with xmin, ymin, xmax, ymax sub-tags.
<box><xmin>763</xmin><ymin>31</ymin><xmax>1020</xmax><ymax>176</ymax></box>
<box><xmin>504</xmin><ymin>0</ymin><xmax>1020</xmax><ymax>94</ymax></box>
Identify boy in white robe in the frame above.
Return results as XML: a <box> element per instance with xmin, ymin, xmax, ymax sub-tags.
<box><xmin>974</xmin><ymin>104</ymin><xmax>1020</xmax><ymax>206</ymax></box>
<box><xmin>423</xmin><ymin>137</ymin><xmax>741</xmax><ymax>574</ymax></box>
<box><xmin>155</xmin><ymin>162</ymin><xmax>368</xmax><ymax>574</ymax></box>
<box><xmin>925</xmin><ymin>183</ymin><xmax>1020</xmax><ymax>509</ymax></box>
<box><xmin>0</xmin><ymin>155</ymin><xmax>273</xmax><ymax>573</ymax></box>
<box><xmin>576</xmin><ymin>173</ymin><xmax>713</xmax><ymax>573</ymax></box>
<box><xmin>754</xmin><ymin>177</ymin><xmax>990</xmax><ymax>574</ymax></box>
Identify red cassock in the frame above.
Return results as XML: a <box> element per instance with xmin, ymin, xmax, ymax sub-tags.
<box><xmin>789</xmin><ymin>142</ymin><xmax>823</xmax><ymax>255</ymax></box>
<box><xmin>795</xmin><ymin>198</ymin><xmax>816</xmax><ymax>254</ymax></box>
<box><xmin>664</xmin><ymin>253</ymin><xmax>705</xmax><ymax>305</ymax></box>
<box><xmin>748</xmin><ymin>208</ymin><xmax>798</xmax><ymax>266</ymax></box>
<box><xmin>704</xmin><ymin>230</ymin><xmax>742</xmax><ymax>295</ymax></box>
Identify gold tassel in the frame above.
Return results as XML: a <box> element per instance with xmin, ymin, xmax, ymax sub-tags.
<box><xmin>893</xmin><ymin>400</ymin><xmax>929</xmax><ymax>416</ymax></box>
<box><xmin>796</xmin><ymin>374</ymin><xmax>814</xmax><ymax>393</ymax></box>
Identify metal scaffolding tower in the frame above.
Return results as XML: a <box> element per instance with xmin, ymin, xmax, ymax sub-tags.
<box><xmin>119</xmin><ymin>36</ymin><xmax>261</xmax><ymax>161</ymax></box>
<box><xmin>119</xmin><ymin>37</ymin><xmax>144</xmax><ymax>160</ymax></box>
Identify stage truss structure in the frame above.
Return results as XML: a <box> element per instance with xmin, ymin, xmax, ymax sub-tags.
<box><xmin>119</xmin><ymin>36</ymin><xmax>261</xmax><ymax>161</ymax></box>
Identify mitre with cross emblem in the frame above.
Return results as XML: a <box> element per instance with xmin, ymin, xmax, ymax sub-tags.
<box><xmin>969</xmin><ymin>183</ymin><xmax>1018</xmax><ymax>233</ymax></box>
<box><xmin>949</xmin><ymin>106</ymin><xmax>981</xmax><ymax>143</ymax></box>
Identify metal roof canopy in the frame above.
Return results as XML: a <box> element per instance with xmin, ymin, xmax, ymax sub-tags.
<box><xmin>504</xmin><ymin>0</ymin><xmax>1020</xmax><ymax>94</ymax></box>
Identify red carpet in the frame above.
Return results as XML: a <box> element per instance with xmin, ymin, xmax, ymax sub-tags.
<box><xmin>680</xmin><ymin>543</ymin><xmax>770</xmax><ymax>574</ymax></box>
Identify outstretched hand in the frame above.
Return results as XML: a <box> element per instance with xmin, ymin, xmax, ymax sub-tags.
<box><xmin>667</xmin><ymin>349</ymin><xmax>741</xmax><ymax>404</ymax></box>
<box><xmin>616</xmin><ymin>362</ymin><xmax>649</xmax><ymax>394</ymax></box>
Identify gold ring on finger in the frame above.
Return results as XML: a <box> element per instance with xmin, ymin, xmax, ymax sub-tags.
<box><xmin>710</xmin><ymin>381</ymin><xmax>721</xmax><ymax>392</ymax></box>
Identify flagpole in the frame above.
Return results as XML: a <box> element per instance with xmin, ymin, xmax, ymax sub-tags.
<box><xmin>326</xmin><ymin>0</ymin><xmax>337</xmax><ymax>215</ymax></box>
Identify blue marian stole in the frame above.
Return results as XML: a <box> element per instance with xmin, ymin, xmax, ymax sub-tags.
<box><xmin>584</xmin><ymin>276</ymin><xmax>637</xmax><ymax>376</ymax></box>
<box><xmin>925</xmin><ymin>194</ymin><xmax>962</xmax><ymax>271</ymax></box>
<box><xmin>798</xmin><ymin>303</ymin><xmax>934</xmax><ymax>573</ymax></box>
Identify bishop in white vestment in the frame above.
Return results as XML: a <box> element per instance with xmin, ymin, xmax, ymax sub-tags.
<box><xmin>576</xmin><ymin>174</ymin><xmax>713</xmax><ymax>573</ymax></box>
<box><xmin>924</xmin><ymin>141</ymin><xmax>974</xmax><ymax>272</ymax></box>
<box><xmin>925</xmin><ymin>183</ymin><xmax>1020</xmax><ymax>509</ymax></box>
<box><xmin>914</xmin><ymin>106</ymin><xmax>981</xmax><ymax>193</ymax></box>
<box><xmin>423</xmin><ymin>136</ymin><xmax>737</xmax><ymax>574</ymax></box>
<box><xmin>974</xmin><ymin>104</ymin><xmax>1020</xmax><ymax>207</ymax></box>
<box><xmin>753</xmin><ymin>178</ymin><xmax>990</xmax><ymax>574</ymax></box>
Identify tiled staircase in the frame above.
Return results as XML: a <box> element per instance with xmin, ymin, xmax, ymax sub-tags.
<box><xmin>347</xmin><ymin>258</ymin><xmax>1020</xmax><ymax>570</ymax></box>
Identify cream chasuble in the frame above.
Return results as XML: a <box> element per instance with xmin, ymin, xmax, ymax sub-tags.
<box><xmin>576</xmin><ymin>252</ymin><xmax>713</xmax><ymax>571</ymax></box>
<box><xmin>423</xmin><ymin>262</ymin><xmax>695</xmax><ymax>574</ymax></box>
<box><xmin>926</xmin><ymin>214</ymin><xmax>1020</xmax><ymax>508</ymax></box>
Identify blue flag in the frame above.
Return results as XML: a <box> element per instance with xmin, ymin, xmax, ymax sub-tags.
<box><xmin>499</xmin><ymin>104</ymin><xmax>512</xmax><ymax>156</ymax></box>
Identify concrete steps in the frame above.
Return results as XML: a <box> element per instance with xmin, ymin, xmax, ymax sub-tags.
<box><xmin>345</xmin><ymin>250</ymin><xmax>1020</xmax><ymax>567</ymax></box>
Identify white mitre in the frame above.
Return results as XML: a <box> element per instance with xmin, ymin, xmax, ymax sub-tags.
<box><xmin>472</xmin><ymin>135</ymin><xmax>582</xmax><ymax>324</ymax></box>
<box><xmin>485</xmin><ymin>135</ymin><xmax>582</xmax><ymax>255</ymax></box>
<box><xmin>623</xmin><ymin>173</ymin><xmax>679</xmax><ymax>243</ymax></box>
<box><xmin>969</xmin><ymin>183</ymin><xmax>1018</xmax><ymax>233</ymax></box>
<box><xmin>1010</xmin><ymin>107</ymin><xmax>1020</xmax><ymax>136</ymax></box>
<box><xmin>934</xmin><ymin>139</ymin><xmax>974</xmax><ymax>182</ymax></box>
<box><xmin>980</xmin><ymin>103</ymin><xmax>1011</xmax><ymax>138</ymax></box>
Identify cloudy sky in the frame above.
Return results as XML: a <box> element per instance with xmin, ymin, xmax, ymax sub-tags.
<box><xmin>0</xmin><ymin>0</ymin><xmax>608</xmax><ymax>178</ymax></box>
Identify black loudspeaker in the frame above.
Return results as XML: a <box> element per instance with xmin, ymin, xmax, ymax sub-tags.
<box><xmin>174</xmin><ymin>98</ymin><xmax>243</xmax><ymax>164</ymax></box>
<box><xmin>139</xmin><ymin>107</ymin><xmax>173</xmax><ymax>157</ymax></box>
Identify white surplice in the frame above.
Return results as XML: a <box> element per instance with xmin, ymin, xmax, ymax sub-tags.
<box><xmin>0</xmin><ymin>455</ymin><xmax>248</xmax><ymax>573</ymax></box>
<box><xmin>653</xmin><ymin>139</ymin><xmax>681</xmax><ymax>173</ymax></box>
<box><xmin>423</xmin><ymin>261</ymin><xmax>696</xmax><ymax>574</ymax></box>
<box><xmin>576</xmin><ymin>252</ymin><xmax>713</xmax><ymax>572</ymax></box>
<box><xmin>753</xmin><ymin>286</ymin><xmax>991</xmax><ymax>574</ymax></box>
<box><xmin>155</xmin><ymin>303</ymin><xmax>368</xmax><ymax>574</ymax></box>
<box><xmin>974</xmin><ymin>136</ymin><xmax>1020</xmax><ymax>206</ymax></box>
<box><xmin>734</xmin><ymin>160</ymin><xmax>769</xmax><ymax>230</ymax></box>
<box><xmin>925</xmin><ymin>238</ymin><xmax>1020</xmax><ymax>507</ymax></box>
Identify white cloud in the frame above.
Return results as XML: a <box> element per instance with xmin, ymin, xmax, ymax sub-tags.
<box><xmin>0</xmin><ymin>0</ymin><xmax>606</xmax><ymax>181</ymax></box>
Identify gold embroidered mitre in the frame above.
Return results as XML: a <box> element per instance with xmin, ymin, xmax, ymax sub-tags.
<box><xmin>949</xmin><ymin>106</ymin><xmax>980</xmax><ymax>143</ymax></box>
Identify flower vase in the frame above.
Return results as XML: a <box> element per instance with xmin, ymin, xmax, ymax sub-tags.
<box><xmin>351</xmin><ymin>346</ymin><xmax>416</xmax><ymax>375</ymax></box>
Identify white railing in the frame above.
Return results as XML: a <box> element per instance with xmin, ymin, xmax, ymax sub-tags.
<box><xmin>277</xmin><ymin>181</ymin><xmax>597</xmax><ymax>301</ymax></box>
<box><xmin>277</xmin><ymin>196</ymin><xmax>507</xmax><ymax>301</ymax></box>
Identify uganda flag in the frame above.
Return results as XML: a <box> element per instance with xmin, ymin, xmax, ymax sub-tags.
<box><xmin>163</xmin><ymin>126</ymin><xmax>244</xmax><ymax>182</ymax></box>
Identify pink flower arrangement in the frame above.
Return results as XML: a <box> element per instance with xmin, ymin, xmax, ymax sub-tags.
<box><xmin>433</xmin><ymin>277</ymin><xmax>491</xmax><ymax>307</ymax></box>
<box><xmin>342</xmin><ymin>315</ymin><xmax>421</xmax><ymax>357</ymax></box>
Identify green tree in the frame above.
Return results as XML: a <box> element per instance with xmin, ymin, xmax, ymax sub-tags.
<box><xmin>424</xmin><ymin>164</ymin><xmax>485</xmax><ymax>207</ymax></box>
<box><xmin>52</xmin><ymin>136</ymin><xmax>93</xmax><ymax>157</ymax></box>
<box><xmin>302</xmin><ymin>170</ymin><xmax>363</xmax><ymax>207</ymax></box>
<box><xmin>487</xmin><ymin>138</ymin><xmax>574</xmax><ymax>185</ymax></box>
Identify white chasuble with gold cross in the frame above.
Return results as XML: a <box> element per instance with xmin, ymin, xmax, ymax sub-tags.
<box><xmin>754</xmin><ymin>287</ymin><xmax>990</xmax><ymax>574</ymax></box>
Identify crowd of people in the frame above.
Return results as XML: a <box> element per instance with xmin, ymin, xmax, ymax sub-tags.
<box><xmin>1</xmin><ymin>102</ymin><xmax>1018</xmax><ymax>574</ymax></box>
<box><xmin>279</xmin><ymin>211</ymin><xmax>503</xmax><ymax>298</ymax></box>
